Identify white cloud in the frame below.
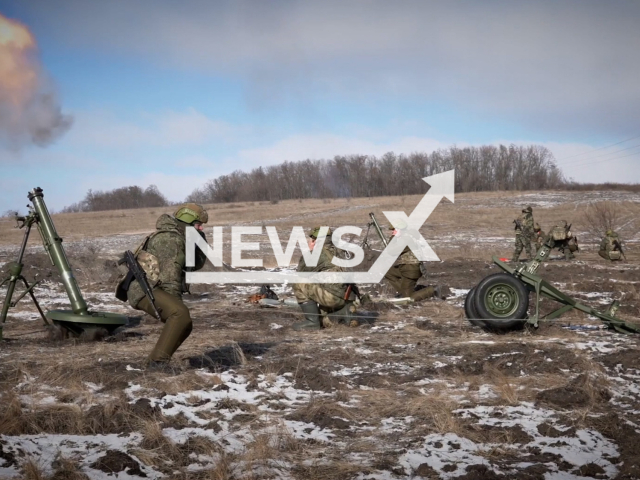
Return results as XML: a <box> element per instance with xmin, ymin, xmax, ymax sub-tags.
<box><xmin>232</xmin><ymin>134</ymin><xmax>452</xmax><ymax>166</ymax></box>
<box><xmin>65</xmin><ymin>108</ymin><xmax>233</xmax><ymax>148</ymax></box>
<box><xmin>24</xmin><ymin>0</ymin><xmax>640</xmax><ymax>136</ymax></box>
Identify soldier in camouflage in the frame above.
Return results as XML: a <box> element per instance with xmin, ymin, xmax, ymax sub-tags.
<box><xmin>549</xmin><ymin>220</ymin><xmax>577</xmax><ymax>260</ymax></box>
<box><xmin>383</xmin><ymin>221</ymin><xmax>448</xmax><ymax>301</ymax></box>
<box><xmin>599</xmin><ymin>230</ymin><xmax>623</xmax><ymax>261</ymax></box>
<box><xmin>120</xmin><ymin>203</ymin><xmax>208</xmax><ymax>368</ymax></box>
<box><xmin>291</xmin><ymin>227</ymin><xmax>356</xmax><ymax>331</ymax></box>
<box><xmin>512</xmin><ymin>206</ymin><xmax>534</xmax><ymax>262</ymax></box>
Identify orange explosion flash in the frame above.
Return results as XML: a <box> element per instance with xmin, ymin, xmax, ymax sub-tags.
<box><xmin>0</xmin><ymin>12</ymin><xmax>71</xmax><ymax>148</ymax></box>
<box><xmin>0</xmin><ymin>13</ymin><xmax>37</xmax><ymax>106</ymax></box>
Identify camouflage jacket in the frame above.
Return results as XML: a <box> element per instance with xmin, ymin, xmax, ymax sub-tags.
<box><xmin>515</xmin><ymin>213</ymin><xmax>534</xmax><ymax>236</ymax></box>
<box><xmin>385</xmin><ymin>233</ymin><xmax>420</xmax><ymax>265</ymax></box>
<box><xmin>296</xmin><ymin>242</ymin><xmax>345</xmax><ymax>297</ymax></box>
<box><xmin>127</xmin><ymin>214</ymin><xmax>207</xmax><ymax>307</ymax></box>
<box><xmin>395</xmin><ymin>246</ymin><xmax>419</xmax><ymax>265</ymax></box>
<box><xmin>535</xmin><ymin>230</ymin><xmax>546</xmax><ymax>247</ymax></box>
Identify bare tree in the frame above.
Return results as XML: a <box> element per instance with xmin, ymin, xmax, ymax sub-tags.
<box><xmin>582</xmin><ymin>201</ymin><xmax>636</xmax><ymax>240</ymax></box>
<box><xmin>185</xmin><ymin>144</ymin><xmax>565</xmax><ymax>204</ymax></box>
<box><xmin>1</xmin><ymin>209</ymin><xmax>18</xmax><ymax>218</ymax></box>
<box><xmin>61</xmin><ymin>185</ymin><xmax>169</xmax><ymax>212</ymax></box>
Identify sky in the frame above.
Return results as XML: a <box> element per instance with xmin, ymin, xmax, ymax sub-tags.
<box><xmin>0</xmin><ymin>0</ymin><xmax>639</xmax><ymax>213</ymax></box>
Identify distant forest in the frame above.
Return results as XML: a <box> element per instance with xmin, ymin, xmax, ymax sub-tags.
<box><xmin>61</xmin><ymin>185</ymin><xmax>168</xmax><ymax>213</ymax></box>
<box><xmin>60</xmin><ymin>144</ymin><xmax>636</xmax><ymax>213</ymax></box>
<box><xmin>186</xmin><ymin>145</ymin><xmax>563</xmax><ymax>203</ymax></box>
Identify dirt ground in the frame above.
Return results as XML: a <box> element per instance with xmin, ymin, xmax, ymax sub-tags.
<box><xmin>0</xmin><ymin>190</ymin><xmax>639</xmax><ymax>479</ymax></box>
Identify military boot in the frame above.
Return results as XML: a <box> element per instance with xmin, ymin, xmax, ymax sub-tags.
<box><xmin>327</xmin><ymin>302</ymin><xmax>357</xmax><ymax>327</ymax></box>
<box><xmin>434</xmin><ymin>285</ymin><xmax>451</xmax><ymax>299</ymax></box>
<box><xmin>292</xmin><ymin>301</ymin><xmax>322</xmax><ymax>331</ymax></box>
<box><xmin>410</xmin><ymin>286</ymin><xmax>435</xmax><ymax>302</ymax></box>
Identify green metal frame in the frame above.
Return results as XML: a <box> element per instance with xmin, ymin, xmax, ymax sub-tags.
<box><xmin>1</xmin><ymin>187</ymin><xmax>127</xmax><ymax>339</ymax></box>
<box><xmin>491</xmin><ymin>244</ymin><xmax>639</xmax><ymax>333</ymax></box>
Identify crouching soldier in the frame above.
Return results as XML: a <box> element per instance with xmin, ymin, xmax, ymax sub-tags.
<box><xmin>292</xmin><ymin>227</ymin><xmax>356</xmax><ymax>331</ymax></box>
<box><xmin>549</xmin><ymin>220</ymin><xmax>578</xmax><ymax>260</ymax></box>
<box><xmin>383</xmin><ymin>221</ymin><xmax>449</xmax><ymax>301</ymax></box>
<box><xmin>116</xmin><ymin>203</ymin><xmax>208</xmax><ymax>368</ymax></box>
<box><xmin>599</xmin><ymin>230</ymin><xmax>624</xmax><ymax>261</ymax></box>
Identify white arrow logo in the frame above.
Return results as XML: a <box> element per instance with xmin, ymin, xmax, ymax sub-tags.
<box><xmin>187</xmin><ymin>169</ymin><xmax>455</xmax><ymax>284</ymax></box>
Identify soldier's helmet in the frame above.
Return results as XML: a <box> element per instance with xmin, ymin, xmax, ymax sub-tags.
<box><xmin>534</xmin><ymin>223</ymin><xmax>541</xmax><ymax>231</ymax></box>
<box><xmin>522</xmin><ymin>206</ymin><xmax>533</xmax><ymax>214</ymax></box>
<box><xmin>606</xmin><ymin>229</ymin><xmax>614</xmax><ymax>236</ymax></box>
<box><xmin>558</xmin><ymin>220</ymin><xmax>568</xmax><ymax>228</ymax></box>
<box><xmin>174</xmin><ymin>203</ymin><xmax>209</xmax><ymax>225</ymax></box>
<box><xmin>309</xmin><ymin>226</ymin><xmax>333</xmax><ymax>239</ymax></box>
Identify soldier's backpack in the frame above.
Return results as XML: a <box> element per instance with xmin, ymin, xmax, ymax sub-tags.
<box><xmin>115</xmin><ymin>233</ymin><xmax>161</xmax><ymax>302</ymax></box>
<box><xmin>551</xmin><ymin>224</ymin><xmax>571</xmax><ymax>241</ymax></box>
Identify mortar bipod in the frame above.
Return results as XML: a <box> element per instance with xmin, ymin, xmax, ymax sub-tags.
<box><xmin>0</xmin><ymin>214</ymin><xmax>51</xmax><ymax>339</ymax></box>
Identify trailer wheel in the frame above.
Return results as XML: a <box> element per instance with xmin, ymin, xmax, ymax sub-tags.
<box><xmin>465</xmin><ymin>287</ymin><xmax>487</xmax><ymax>328</ymax></box>
<box><xmin>474</xmin><ymin>273</ymin><xmax>528</xmax><ymax>330</ymax></box>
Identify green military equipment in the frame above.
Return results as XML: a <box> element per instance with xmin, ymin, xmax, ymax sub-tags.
<box><xmin>0</xmin><ymin>188</ymin><xmax>127</xmax><ymax>339</ymax></box>
<box><xmin>118</xmin><ymin>250</ymin><xmax>162</xmax><ymax>320</ymax></box>
<box><xmin>465</xmin><ymin>238</ymin><xmax>639</xmax><ymax>334</ymax></box>
<box><xmin>513</xmin><ymin>218</ymin><xmax>523</xmax><ymax>231</ymax></box>
<box><xmin>368</xmin><ymin>212</ymin><xmax>389</xmax><ymax>247</ymax></box>
<box><xmin>613</xmin><ymin>236</ymin><xmax>626</xmax><ymax>261</ymax></box>
<box><xmin>174</xmin><ymin>203</ymin><xmax>208</xmax><ymax>225</ymax></box>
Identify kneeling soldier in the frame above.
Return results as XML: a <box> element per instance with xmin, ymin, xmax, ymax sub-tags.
<box><xmin>383</xmin><ymin>221</ymin><xmax>447</xmax><ymax>301</ymax></box>
<box><xmin>292</xmin><ymin>227</ymin><xmax>356</xmax><ymax>331</ymax></box>
<box><xmin>599</xmin><ymin>230</ymin><xmax>623</xmax><ymax>261</ymax></box>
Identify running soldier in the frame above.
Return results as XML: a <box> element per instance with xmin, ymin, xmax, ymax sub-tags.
<box><xmin>116</xmin><ymin>203</ymin><xmax>208</xmax><ymax>369</ymax></box>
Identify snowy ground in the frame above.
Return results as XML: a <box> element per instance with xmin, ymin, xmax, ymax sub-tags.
<box><xmin>0</xmin><ymin>190</ymin><xmax>639</xmax><ymax>479</ymax></box>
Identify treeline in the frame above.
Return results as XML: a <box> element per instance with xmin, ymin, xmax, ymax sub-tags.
<box><xmin>563</xmin><ymin>182</ymin><xmax>640</xmax><ymax>193</ymax></box>
<box><xmin>61</xmin><ymin>185</ymin><xmax>168</xmax><ymax>213</ymax></box>
<box><xmin>186</xmin><ymin>145</ymin><xmax>564</xmax><ymax>203</ymax></box>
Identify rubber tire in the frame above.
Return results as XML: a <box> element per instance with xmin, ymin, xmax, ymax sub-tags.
<box><xmin>465</xmin><ymin>287</ymin><xmax>487</xmax><ymax>328</ymax></box>
<box><xmin>474</xmin><ymin>273</ymin><xmax>528</xmax><ymax>331</ymax></box>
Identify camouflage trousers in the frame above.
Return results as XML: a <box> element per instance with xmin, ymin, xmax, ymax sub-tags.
<box><xmin>137</xmin><ymin>289</ymin><xmax>192</xmax><ymax>363</ymax></box>
<box><xmin>384</xmin><ymin>263</ymin><xmax>421</xmax><ymax>297</ymax></box>
<box><xmin>514</xmin><ymin>234</ymin><xmax>532</xmax><ymax>259</ymax></box>
<box><xmin>293</xmin><ymin>283</ymin><xmax>346</xmax><ymax>311</ymax></box>
<box><xmin>599</xmin><ymin>250</ymin><xmax>621</xmax><ymax>261</ymax></box>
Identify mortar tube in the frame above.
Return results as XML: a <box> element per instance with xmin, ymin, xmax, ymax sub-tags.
<box><xmin>28</xmin><ymin>188</ymin><xmax>89</xmax><ymax>315</ymax></box>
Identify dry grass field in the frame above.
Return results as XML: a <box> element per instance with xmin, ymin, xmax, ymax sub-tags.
<box><xmin>0</xmin><ymin>189</ymin><xmax>639</xmax><ymax>479</ymax></box>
